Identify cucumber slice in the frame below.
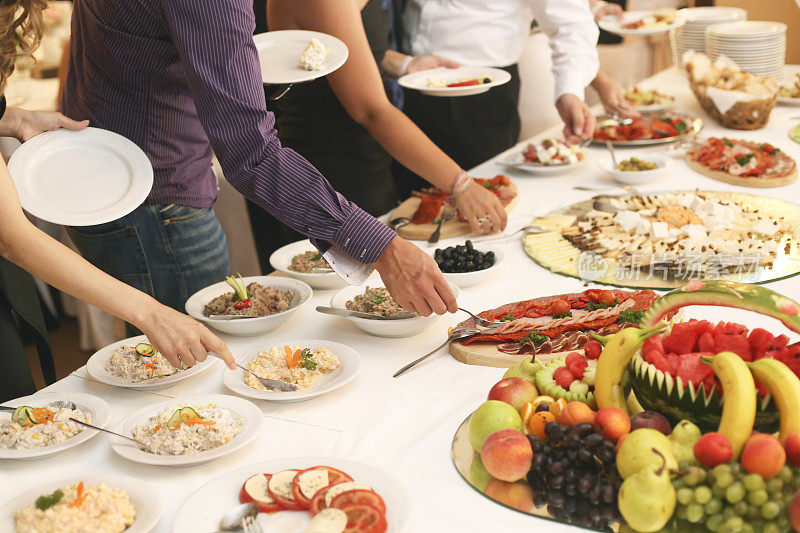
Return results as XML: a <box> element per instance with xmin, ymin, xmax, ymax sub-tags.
<box><xmin>166</xmin><ymin>406</ymin><xmax>202</xmax><ymax>429</ymax></box>
<box><xmin>135</xmin><ymin>342</ymin><xmax>155</xmax><ymax>357</ymax></box>
<box><xmin>12</xmin><ymin>406</ymin><xmax>35</xmax><ymax>427</ymax></box>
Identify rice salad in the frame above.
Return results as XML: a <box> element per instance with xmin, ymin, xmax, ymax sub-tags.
<box><xmin>132</xmin><ymin>403</ymin><xmax>242</xmax><ymax>455</ymax></box>
<box><xmin>14</xmin><ymin>481</ymin><xmax>135</xmax><ymax>533</ymax></box>
<box><xmin>245</xmin><ymin>344</ymin><xmax>341</xmax><ymax>390</ymax></box>
<box><xmin>105</xmin><ymin>343</ymin><xmax>182</xmax><ymax>382</ymax></box>
<box><xmin>0</xmin><ymin>407</ymin><xmax>91</xmax><ymax>450</ymax></box>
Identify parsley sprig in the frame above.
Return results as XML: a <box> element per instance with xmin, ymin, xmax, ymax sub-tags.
<box><xmin>298</xmin><ymin>348</ymin><xmax>317</xmax><ymax>371</ymax></box>
<box><xmin>519</xmin><ymin>330</ymin><xmax>548</xmax><ymax>346</ymax></box>
<box><xmin>371</xmin><ymin>295</ymin><xmax>387</xmax><ymax>305</ymax></box>
<box><xmin>35</xmin><ymin>490</ymin><xmax>64</xmax><ymax>511</ymax></box>
<box><xmin>500</xmin><ymin>314</ymin><xmax>516</xmax><ymax>322</ymax></box>
<box><xmin>584</xmin><ymin>298</ymin><xmax>619</xmax><ymax>312</ymax></box>
<box><xmin>552</xmin><ymin>310</ymin><xmax>573</xmax><ymax>319</ymax></box>
<box><xmin>618</xmin><ymin>309</ymin><xmax>645</xmax><ymax>324</ymax></box>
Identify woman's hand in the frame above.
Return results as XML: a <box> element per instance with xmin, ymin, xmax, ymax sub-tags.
<box><xmin>135</xmin><ymin>303</ymin><xmax>236</xmax><ymax>370</ymax></box>
<box><xmin>455</xmin><ymin>181</ymin><xmax>508</xmax><ymax>235</ymax></box>
<box><xmin>591</xmin><ymin>72</ymin><xmax>640</xmax><ymax>119</ymax></box>
<box><xmin>405</xmin><ymin>55</ymin><xmax>459</xmax><ymax>74</ymax></box>
<box><xmin>0</xmin><ymin>107</ymin><xmax>88</xmax><ymax>142</ymax></box>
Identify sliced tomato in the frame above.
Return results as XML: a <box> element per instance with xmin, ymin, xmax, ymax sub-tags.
<box><xmin>266</xmin><ymin>469</ymin><xmax>304</xmax><ymax>511</ymax></box>
<box><xmin>291</xmin><ymin>466</ymin><xmax>354</xmax><ymax>509</ymax></box>
<box><xmin>340</xmin><ymin>503</ymin><xmax>388</xmax><ymax>533</ymax></box>
<box><xmin>310</xmin><ymin>484</ymin><xmax>336</xmax><ymax>515</ymax></box>
<box><xmin>330</xmin><ymin>489</ymin><xmax>386</xmax><ymax>515</ymax></box>
<box><xmin>447</xmin><ymin>79</ymin><xmax>480</xmax><ymax>87</ymax></box>
<box><xmin>239</xmin><ymin>474</ymin><xmax>281</xmax><ymax>513</ymax></box>
<box><xmin>652</xmin><ymin>121</ymin><xmax>678</xmax><ymax>137</ymax></box>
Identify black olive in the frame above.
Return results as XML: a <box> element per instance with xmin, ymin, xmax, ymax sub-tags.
<box><xmin>443</xmin><ymin>248</ymin><xmax>452</xmax><ymax>259</ymax></box>
<box><xmin>482</xmin><ymin>78</ymin><xmax>491</xmax><ymax>84</ymax></box>
<box><xmin>443</xmin><ymin>259</ymin><xmax>455</xmax><ymax>271</ymax></box>
<box><xmin>456</xmin><ymin>245</ymin><xmax>467</xmax><ymax>255</ymax></box>
<box><xmin>466</xmin><ymin>240</ymin><xmax>473</xmax><ymax>251</ymax></box>
<box><xmin>485</xmin><ymin>251</ymin><xmax>495</xmax><ymax>262</ymax></box>
<box><xmin>481</xmin><ymin>260</ymin><xmax>492</xmax><ymax>270</ymax></box>
<box><xmin>434</xmin><ymin>249</ymin><xmax>443</xmax><ymax>261</ymax></box>
<box><xmin>465</xmin><ymin>261</ymin><xmax>475</xmax><ymax>271</ymax></box>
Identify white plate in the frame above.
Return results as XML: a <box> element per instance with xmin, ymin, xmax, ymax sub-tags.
<box><xmin>598</xmin><ymin>10</ymin><xmax>685</xmax><ymax>36</ymax></box>
<box><xmin>678</xmin><ymin>6</ymin><xmax>746</xmax><ymax>23</ymax></box>
<box><xmin>398</xmin><ymin>67</ymin><xmax>511</xmax><ymax>97</ymax></box>
<box><xmin>1</xmin><ymin>475</ymin><xmax>162</xmax><ymax>533</ymax></box>
<box><xmin>172</xmin><ymin>457</ymin><xmax>412</xmax><ymax>533</ymax></box>
<box><xmin>111</xmin><ymin>394</ymin><xmax>263</xmax><ymax>467</ymax></box>
<box><xmin>7</xmin><ymin>127</ymin><xmax>153</xmax><ymax>226</ymax></box>
<box><xmin>86</xmin><ymin>334</ymin><xmax>216</xmax><ymax>391</ymax></box>
<box><xmin>329</xmin><ymin>282</ymin><xmax>460</xmax><ymax>338</ymax></box>
<box><xmin>778</xmin><ymin>96</ymin><xmax>800</xmax><ymax>106</ymax></box>
<box><xmin>185</xmin><ymin>276</ymin><xmax>313</xmax><ymax>336</ymax></box>
<box><xmin>269</xmin><ymin>240</ymin><xmax>347</xmax><ymax>290</ymax></box>
<box><xmin>498</xmin><ymin>149</ymin><xmax>588</xmax><ymax>175</ymax></box>
<box><xmin>426</xmin><ymin>243</ymin><xmax>504</xmax><ymax>288</ymax></box>
<box><xmin>223</xmin><ymin>339</ymin><xmax>362</xmax><ymax>402</ymax></box>
<box><xmin>598</xmin><ymin>154</ymin><xmax>671</xmax><ymax>185</ymax></box>
<box><xmin>707</xmin><ymin>21</ymin><xmax>786</xmax><ymax>38</ymax></box>
<box><xmin>0</xmin><ymin>392</ymin><xmax>110</xmax><ymax>460</ymax></box>
<box><xmin>253</xmin><ymin>30</ymin><xmax>348</xmax><ymax>85</ymax></box>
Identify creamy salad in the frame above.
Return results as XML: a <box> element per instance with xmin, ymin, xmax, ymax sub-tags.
<box><xmin>246</xmin><ymin>345</ymin><xmax>341</xmax><ymax>390</ymax></box>
<box><xmin>0</xmin><ymin>406</ymin><xmax>91</xmax><ymax>450</ymax></box>
<box><xmin>14</xmin><ymin>481</ymin><xmax>135</xmax><ymax>533</ymax></box>
<box><xmin>299</xmin><ymin>38</ymin><xmax>330</xmax><ymax>71</ymax></box>
<box><xmin>132</xmin><ymin>403</ymin><xmax>242</xmax><ymax>455</ymax></box>
<box><xmin>105</xmin><ymin>342</ymin><xmax>182</xmax><ymax>382</ymax></box>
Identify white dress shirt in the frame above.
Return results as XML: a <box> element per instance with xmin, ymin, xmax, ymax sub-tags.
<box><xmin>403</xmin><ymin>0</ymin><xmax>600</xmax><ymax>101</ymax></box>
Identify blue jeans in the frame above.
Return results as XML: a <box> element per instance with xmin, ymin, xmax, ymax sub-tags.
<box><xmin>67</xmin><ymin>204</ymin><xmax>230</xmax><ymax>316</ymax></box>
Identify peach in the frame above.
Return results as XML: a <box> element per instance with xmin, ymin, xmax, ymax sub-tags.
<box><xmin>488</xmin><ymin>377</ymin><xmax>539</xmax><ymax>412</ymax></box>
<box><xmin>785</xmin><ymin>433</ymin><xmax>800</xmax><ymax>467</ymax></box>
<box><xmin>744</xmin><ymin>432</ymin><xmax>775</xmax><ymax>450</ymax></box>
<box><xmin>484</xmin><ymin>479</ymin><xmax>535</xmax><ymax>513</ymax></box>
<box><xmin>481</xmin><ymin>429</ymin><xmax>533</xmax><ymax>482</ymax></box>
<box><xmin>560</xmin><ymin>401</ymin><xmax>595</xmax><ymax>427</ymax></box>
<box><xmin>693</xmin><ymin>432</ymin><xmax>733</xmax><ymax>468</ymax></box>
<box><xmin>742</xmin><ymin>437</ymin><xmax>786</xmax><ymax>480</ymax></box>
<box><xmin>593</xmin><ymin>407</ymin><xmax>631</xmax><ymax>442</ymax></box>
<box><xmin>789</xmin><ymin>489</ymin><xmax>800</xmax><ymax>533</ymax></box>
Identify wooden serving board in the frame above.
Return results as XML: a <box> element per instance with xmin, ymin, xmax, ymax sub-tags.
<box><xmin>392</xmin><ymin>183</ymin><xmax>520</xmax><ymax>241</ymax></box>
<box><xmin>448</xmin><ymin>340</ymin><xmax>574</xmax><ymax>368</ymax></box>
<box><xmin>685</xmin><ymin>156</ymin><xmax>799</xmax><ymax>188</ymax></box>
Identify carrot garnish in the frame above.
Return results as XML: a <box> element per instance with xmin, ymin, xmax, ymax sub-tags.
<box><xmin>69</xmin><ymin>481</ymin><xmax>87</xmax><ymax>508</ymax></box>
<box><xmin>284</xmin><ymin>346</ymin><xmax>300</xmax><ymax>368</ymax></box>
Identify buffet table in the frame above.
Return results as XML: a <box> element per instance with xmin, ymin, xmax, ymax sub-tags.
<box><xmin>3</xmin><ymin>66</ymin><xmax>800</xmax><ymax>532</ymax></box>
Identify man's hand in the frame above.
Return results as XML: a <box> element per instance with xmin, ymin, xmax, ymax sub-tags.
<box><xmin>406</xmin><ymin>55</ymin><xmax>460</xmax><ymax>75</ymax></box>
<box><xmin>1</xmin><ymin>107</ymin><xmax>88</xmax><ymax>142</ymax></box>
<box><xmin>591</xmin><ymin>71</ymin><xmax>640</xmax><ymax>119</ymax></box>
<box><xmin>556</xmin><ymin>94</ymin><xmax>595</xmax><ymax>145</ymax></box>
<box><xmin>455</xmin><ymin>181</ymin><xmax>507</xmax><ymax>234</ymax></box>
<box><xmin>372</xmin><ymin>236</ymin><xmax>458</xmax><ymax>316</ymax></box>
<box><xmin>591</xmin><ymin>0</ymin><xmax>624</xmax><ymax>21</ymax></box>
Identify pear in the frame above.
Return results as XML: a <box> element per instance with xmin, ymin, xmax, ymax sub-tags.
<box><xmin>668</xmin><ymin>420</ymin><xmax>701</xmax><ymax>465</ymax></box>
<box><xmin>502</xmin><ymin>356</ymin><xmax>543</xmax><ymax>384</ymax></box>
<box><xmin>617</xmin><ymin>428</ymin><xmax>678</xmax><ymax>479</ymax></box>
<box><xmin>618</xmin><ymin>449</ymin><xmax>676</xmax><ymax>532</ymax></box>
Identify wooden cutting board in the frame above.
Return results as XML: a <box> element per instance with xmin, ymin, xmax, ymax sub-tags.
<box><xmin>685</xmin><ymin>156</ymin><xmax>799</xmax><ymax>188</ymax></box>
<box><xmin>392</xmin><ymin>183</ymin><xmax>519</xmax><ymax>241</ymax></box>
<box><xmin>448</xmin><ymin>340</ymin><xmax>576</xmax><ymax>368</ymax></box>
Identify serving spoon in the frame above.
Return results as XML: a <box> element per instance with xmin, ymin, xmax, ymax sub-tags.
<box><xmin>217</xmin><ymin>502</ymin><xmax>259</xmax><ymax>532</ymax></box>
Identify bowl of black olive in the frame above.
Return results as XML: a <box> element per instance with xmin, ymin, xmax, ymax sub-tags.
<box><xmin>431</xmin><ymin>241</ymin><xmax>504</xmax><ymax>288</ymax></box>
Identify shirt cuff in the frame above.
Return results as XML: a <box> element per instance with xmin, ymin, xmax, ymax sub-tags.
<box><xmin>553</xmin><ymin>69</ymin><xmax>598</xmax><ymax>103</ymax></box>
<box><xmin>334</xmin><ymin>207</ymin><xmax>397</xmax><ymax>265</ymax></box>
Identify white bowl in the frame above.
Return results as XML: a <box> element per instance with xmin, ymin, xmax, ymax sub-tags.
<box><xmin>599</xmin><ymin>153</ymin><xmax>670</xmax><ymax>185</ymax></box>
<box><xmin>426</xmin><ymin>243</ymin><xmax>504</xmax><ymax>288</ymax></box>
<box><xmin>269</xmin><ymin>239</ymin><xmax>347</xmax><ymax>290</ymax></box>
<box><xmin>185</xmin><ymin>276</ymin><xmax>312</xmax><ymax>336</ymax></box>
<box><xmin>329</xmin><ymin>282</ymin><xmax>460</xmax><ymax>338</ymax></box>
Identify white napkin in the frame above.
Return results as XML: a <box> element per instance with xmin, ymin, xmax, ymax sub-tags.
<box><xmin>706</xmin><ymin>86</ymin><xmax>763</xmax><ymax>115</ymax></box>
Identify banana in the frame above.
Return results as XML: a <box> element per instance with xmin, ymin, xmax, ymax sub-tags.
<box><xmin>706</xmin><ymin>352</ymin><xmax>756</xmax><ymax>459</ymax></box>
<box><xmin>594</xmin><ymin>324</ymin><xmax>665</xmax><ymax>413</ymax></box>
<box><xmin>747</xmin><ymin>358</ymin><xmax>800</xmax><ymax>444</ymax></box>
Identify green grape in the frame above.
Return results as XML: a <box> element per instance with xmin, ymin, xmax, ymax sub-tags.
<box><xmin>717</xmin><ymin>472</ymin><xmax>735</xmax><ymax>489</ymax></box>
<box><xmin>766</xmin><ymin>478</ymin><xmax>784</xmax><ymax>495</ymax></box>
<box><xmin>677</xmin><ymin>487</ymin><xmax>694</xmax><ymax>505</ymax></box>
<box><xmin>705</xmin><ymin>497</ymin><xmax>724</xmax><ymax>515</ymax></box>
<box><xmin>760</xmin><ymin>501</ymin><xmax>781</xmax><ymax>520</ymax></box>
<box><xmin>778</xmin><ymin>466</ymin><xmax>793</xmax><ymax>484</ymax></box>
<box><xmin>714</xmin><ymin>464</ymin><xmax>733</xmax><ymax>478</ymax></box>
<box><xmin>730</xmin><ymin>462</ymin><xmax>743</xmax><ymax>476</ymax></box>
<box><xmin>695</xmin><ymin>485</ymin><xmax>713</xmax><ymax>504</ymax></box>
<box><xmin>713</xmin><ymin>483</ymin><xmax>727</xmax><ymax>498</ymax></box>
<box><xmin>722</xmin><ymin>516</ymin><xmax>744</xmax><ymax>533</ymax></box>
<box><xmin>684</xmin><ymin>466</ymin><xmax>706</xmax><ymax>486</ymax></box>
<box><xmin>706</xmin><ymin>514</ymin><xmax>725</xmax><ymax>532</ymax></box>
<box><xmin>673</xmin><ymin>478</ymin><xmax>687</xmax><ymax>490</ymax></box>
<box><xmin>678</xmin><ymin>459</ymin><xmax>691</xmax><ymax>471</ymax></box>
<box><xmin>685</xmin><ymin>502</ymin><xmax>704</xmax><ymax>523</ymax></box>
<box><xmin>762</xmin><ymin>522</ymin><xmax>781</xmax><ymax>533</ymax></box>
<box><xmin>722</xmin><ymin>507</ymin><xmax>737</xmax><ymax>520</ymax></box>
<box><xmin>733</xmin><ymin>501</ymin><xmax>748</xmax><ymax>516</ymax></box>
<box><xmin>726</xmin><ymin>482</ymin><xmax>746</xmax><ymax>504</ymax></box>
<box><xmin>739</xmin><ymin>523</ymin><xmax>754</xmax><ymax>533</ymax></box>
<box><xmin>744</xmin><ymin>504</ymin><xmax>759</xmax><ymax>520</ymax></box>
<box><xmin>743</xmin><ymin>473</ymin><xmax>765</xmax><ymax>492</ymax></box>
<box><xmin>747</xmin><ymin>489</ymin><xmax>768</xmax><ymax>507</ymax></box>
<box><xmin>776</xmin><ymin>514</ymin><xmax>791</xmax><ymax>531</ymax></box>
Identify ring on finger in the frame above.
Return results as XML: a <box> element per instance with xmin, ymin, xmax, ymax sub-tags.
<box><xmin>477</xmin><ymin>214</ymin><xmax>492</xmax><ymax>225</ymax></box>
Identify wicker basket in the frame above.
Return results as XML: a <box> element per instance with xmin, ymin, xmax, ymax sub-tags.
<box><xmin>689</xmin><ymin>79</ymin><xmax>777</xmax><ymax>130</ymax></box>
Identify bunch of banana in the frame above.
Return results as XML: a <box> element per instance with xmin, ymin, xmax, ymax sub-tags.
<box><xmin>746</xmin><ymin>358</ymin><xmax>800</xmax><ymax>444</ymax></box>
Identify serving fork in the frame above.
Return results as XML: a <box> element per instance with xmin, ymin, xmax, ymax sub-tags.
<box><xmin>242</xmin><ymin>515</ymin><xmax>263</xmax><ymax>533</ymax></box>
<box><xmin>393</xmin><ymin>327</ymin><xmax>479</xmax><ymax>377</ymax></box>
<box><xmin>428</xmin><ymin>201</ymin><xmax>456</xmax><ymax>244</ymax></box>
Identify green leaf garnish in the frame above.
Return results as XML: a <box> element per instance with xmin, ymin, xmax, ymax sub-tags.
<box><xmin>311</xmin><ymin>253</ymin><xmax>322</xmax><ymax>261</ymax></box>
<box><xmin>723</xmin><ymin>139</ymin><xmax>733</xmax><ymax>147</ymax></box>
<box><xmin>674</xmin><ymin>120</ymin><xmax>687</xmax><ymax>133</ymax></box>
<box><xmin>552</xmin><ymin>311</ymin><xmax>573</xmax><ymax>319</ymax></box>
<box><xmin>736</xmin><ymin>153</ymin><xmax>755</xmax><ymax>166</ymax></box>
<box><xmin>584</xmin><ymin>298</ymin><xmax>619</xmax><ymax>312</ymax></box>
<box><xmin>35</xmin><ymin>490</ymin><xmax>63</xmax><ymax>511</ymax></box>
<box><xmin>618</xmin><ymin>309</ymin><xmax>645</xmax><ymax>324</ymax></box>
<box><xmin>298</xmin><ymin>348</ymin><xmax>317</xmax><ymax>371</ymax></box>
<box><xmin>224</xmin><ymin>273</ymin><xmax>250</xmax><ymax>302</ymax></box>
<box><xmin>499</xmin><ymin>314</ymin><xmax>516</xmax><ymax>322</ymax></box>
<box><xmin>519</xmin><ymin>330</ymin><xmax>547</xmax><ymax>346</ymax></box>
<box><xmin>371</xmin><ymin>295</ymin><xmax>387</xmax><ymax>305</ymax></box>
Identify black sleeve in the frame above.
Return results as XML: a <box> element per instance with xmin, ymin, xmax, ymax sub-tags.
<box><xmin>0</xmin><ymin>95</ymin><xmax>6</xmax><ymax>121</ymax></box>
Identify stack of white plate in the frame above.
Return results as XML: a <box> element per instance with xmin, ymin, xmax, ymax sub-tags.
<box><xmin>674</xmin><ymin>6</ymin><xmax>746</xmax><ymax>59</ymax></box>
<box><xmin>706</xmin><ymin>21</ymin><xmax>786</xmax><ymax>79</ymax></box>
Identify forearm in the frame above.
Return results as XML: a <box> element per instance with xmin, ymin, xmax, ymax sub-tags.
<box><xmin>382</xmin><ymin>50</ymin><xmax>412</xmax><ymax>79</ymax></box>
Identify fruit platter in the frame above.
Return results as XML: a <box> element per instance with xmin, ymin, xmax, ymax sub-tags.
<box><xmin>453</xmin><ymin>280</ymin><xmax>800</xmax><ymax>532</ymax></box>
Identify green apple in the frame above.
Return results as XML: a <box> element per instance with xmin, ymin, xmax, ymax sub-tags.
<box><xmin>468</xmin><ymin>400</ymin><xmax>523</xmax><ymax>452</ymax></box>
<box><xmin>502</xmin><ymin>356</ymin><xmax>543</xmax><ymax>384</ymax></box>
<box><xmin>469</xmin><ymin>455</ymin><xmax>492</xmax><ymax>491</ymax></box>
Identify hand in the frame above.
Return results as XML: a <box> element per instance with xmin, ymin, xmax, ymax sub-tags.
<box><xmin>556</xmin><ymin>94</ymin><xmax>595</xmax><ymax>145</ymax></box>
<box><xmin>592</xmin><ymin>0</ymin><xmax>624</xmax><ymax>21</ymax></box>
<box><xmin>592</xmin><ymin>72</ymin><xmax>640</xmax><ymax>119</ymax></box>
<box><xmin>135</xmin><ymin>303</ymin><xmax>236</xmax><ymax>370</ymax></box>
<box><xmin>406</xmin><ymin>55</ymin><xmax>460</xmax><ymax>75</ymax></box>
<box><xmin>454</xmin><ymin>181</ymin><xmax>508</xmax><ymax>235</ymax></box>
<box><xmin>1</xmin><ymin>107</ymin><xmax>88</xmax><ymax>142</ymax></box>
<box><xmin>372</xmin><ymin>236</ymin><xmax>458</xmax><ymax>316</ymax></box>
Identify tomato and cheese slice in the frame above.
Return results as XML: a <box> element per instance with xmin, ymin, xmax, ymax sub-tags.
<box><xmin>292</xmin><ymin>466</ymin><xmax>354</xmax><ymax>509</ymax></box>
<box><xmin>304</xmin><ymin>508</ymin><xmax>347</xmax><ymax>533</ymax></box>
<box><xmin>325</xmin><ymin>481</ymin><xmax>372</xmax><ymax>508</ymax></box>
<box><xmin>239</xmin><ymin>473</ymin><xmax>281</xmax><ymax>513</ymax></box>
<box><xmin>267</xmin><ymin>469</ymin><xmax>304</xmax><ymax>510</ymax></box>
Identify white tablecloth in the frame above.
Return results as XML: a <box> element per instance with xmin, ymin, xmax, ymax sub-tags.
<box><xmin>3</xmin><ymin>67</ymin><xmax>800</xmax><ymax>533</ymax></box>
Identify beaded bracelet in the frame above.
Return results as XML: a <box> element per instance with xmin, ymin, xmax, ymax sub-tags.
<box><xmin>450</xmin><ymin>170</ymin><xmax>473</xmax><ymax>199</ymax></box>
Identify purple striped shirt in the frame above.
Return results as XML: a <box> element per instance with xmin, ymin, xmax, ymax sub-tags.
<box><xmin>61</xmin><ymin>0</ymin><xmax>396</xmax><ymax>264</ymax></box>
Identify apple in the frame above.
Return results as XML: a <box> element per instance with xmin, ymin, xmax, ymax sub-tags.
<box><xmin>468</xmin><ymin>400</ymin><xmax>523</xmax><ymax>452</ymax></box>
<box><xmin>481</xmin><ymin>429</ymin><xmax>533</xmax><ymax>482</ymax></box>
<box><xmin>593</xmin><ymin>407</ymin><xmax>631</xmax><ymax>442</ymax></box>
<box><xmin>789</xmin><ymin>489</ymin><xmax>800</xmax><ymax>532</ymax></box>
<box><xmin>741</xmin><ymin>437</ymin><xmax>786</xmax><ymax>480</ymax></box>
<box><xmin>693</xmin><ymin>432</ymin><xmax>733</xmax><ymax>468</ymax></box>
<box><xmin>469</xmin><ymin>455</ymin><xmax>492</xmax><ymax>491</ymax></box>
<box><xmin>630</xmin><ymin>411</ymin><xmax>671</xmax><ymax>436</ymax></box>
<box><xmin>488</xmin><ymin>377</ymin><xmax>539</xmax><ymax>411</ymax></box>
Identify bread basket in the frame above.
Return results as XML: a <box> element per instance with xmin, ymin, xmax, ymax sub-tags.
<box><xmin>689</xmin><ymin>79</ymin><xmax>777</xmax><ymax>130</ymax></box>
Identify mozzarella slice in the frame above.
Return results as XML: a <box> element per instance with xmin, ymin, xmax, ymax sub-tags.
<box><xmin>324</xmin><ymin>481</ymin><xmax>371</xmax><ymax>507</ymax></box>
<box><xmin>304</xmin><ymin>508</ymin><xmax>347</xmax><ymax>533</ymax></box>
<box><xmin>298</xmin><ymin>469</ymin><xmax>329</xmax><ymax>500</ymax></box>
<box><xmin>268</xmin><ymin>470</ymin><xmax>298</xmax><ymax>500</ymax></box>
<box><xmin>244</xmin><ymin>474</ymin><xmax>275</xmax><ymax>505</ymax></box>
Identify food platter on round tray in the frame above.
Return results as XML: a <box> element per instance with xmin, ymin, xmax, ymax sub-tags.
<box><xmin>591</xmin><ymin>111</ymin><xmax>703</xmax><ymax>147</ymax></box>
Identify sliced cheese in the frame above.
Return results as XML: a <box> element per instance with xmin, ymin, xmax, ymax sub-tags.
<box><xmin>268</xmin><ymin>470</ymin><xmax>298</xmax><ymax>500</ymax></box>
<box><xmin>244</xmin><ymin>474</ymin><xmax>274</xmax><ymax>505</ymax></box>
<box><xmin>324</xmin><ymin>481</ymin><xmax>371</xmax><ymax>507</ymax></box>
<box><xmin>304</xmin><ymin>508</ymin><xmax>347</xmax><ymax>533</ymax></box>
<box><xmin>298</xmin><ymin>469</ymin><xmax>329</xmax><ymax>500</ymax></box>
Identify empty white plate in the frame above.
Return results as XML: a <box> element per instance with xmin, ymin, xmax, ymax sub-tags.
<box><xmin>398</xmin><ymin>67</ymin><xmax>511</xmax><ymax>97</ymax></box>
<box><xmin>253</xmin><ymin>30</ymin><xmax>348</xmax><ymax>85</ymax></box>
<box><xmin>8</xmin><ymin>127</ymin><xmax>153</xmax><ymax>226</ymax></box>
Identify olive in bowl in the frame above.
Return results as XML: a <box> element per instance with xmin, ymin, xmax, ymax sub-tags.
<box><xmin>434</xmin><ymin>240</ymin><xmax>494</xmax><ymax>273</ymax></box>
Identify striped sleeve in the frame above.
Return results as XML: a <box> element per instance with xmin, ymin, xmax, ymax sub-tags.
<box><xmin>158</xmin><ymin>0</ymin><xmax>396</xmax><ymax>264</ymax></box>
